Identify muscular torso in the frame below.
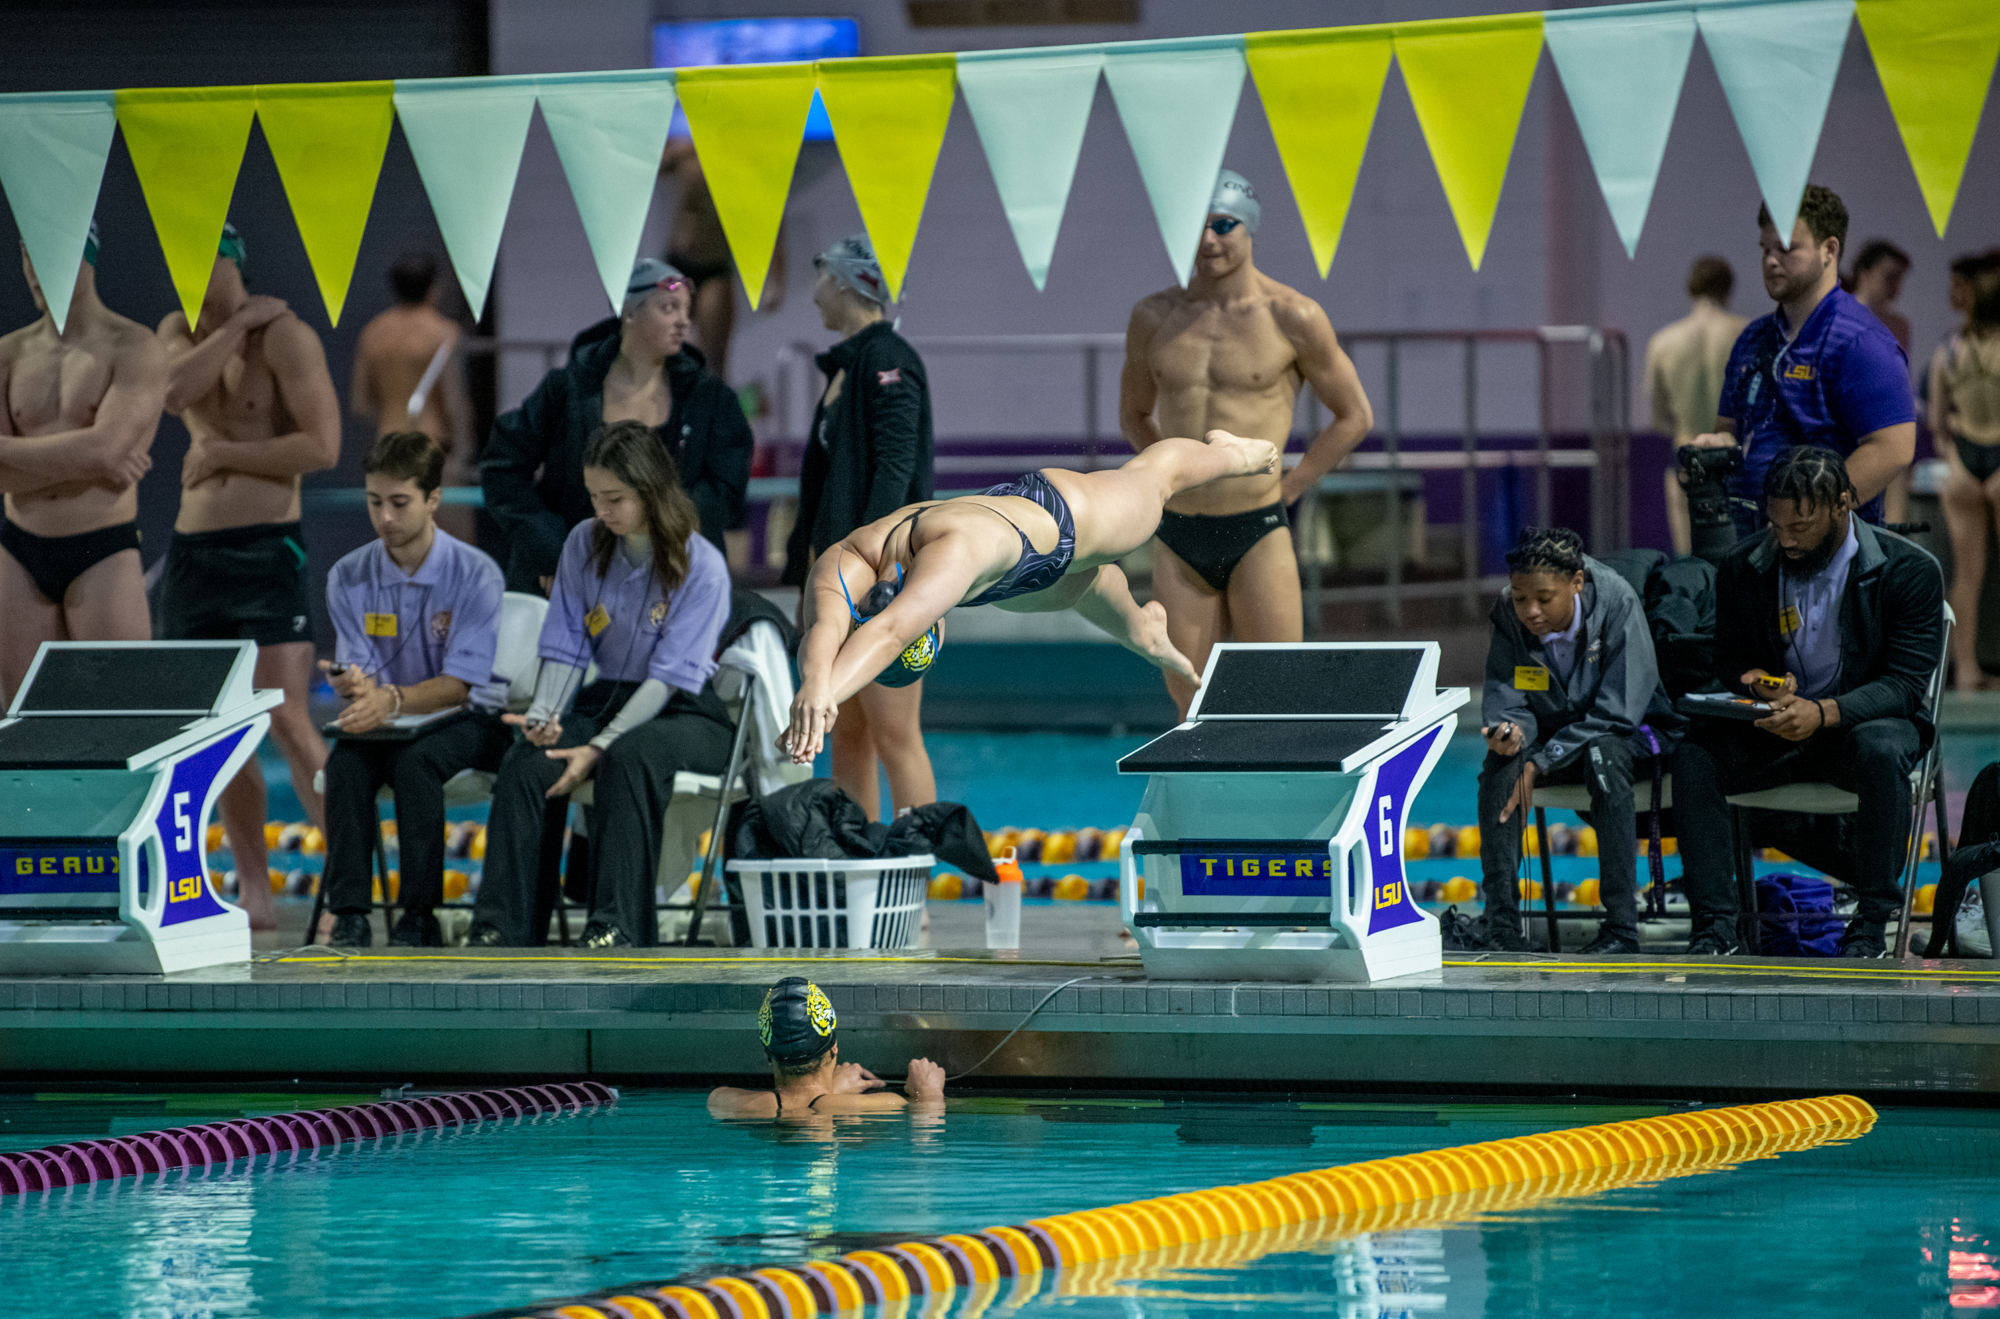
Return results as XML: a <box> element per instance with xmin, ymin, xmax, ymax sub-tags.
<box><xmin>357</xmin><ymin>308</ymin><xmax>456</xmax><ymax>446</ymax></box>
<box><xmin>0</xmin><ymin>312</ymin><xmax>149</xmax><ymax>536</ymax></box>
<box><xmin>176</xmin><ymin>320</ymin><xmax>301</xmax><ymax>532</ymax></box>
<box><xmin>1138</xmin><ymin>281</ymin><xmax>1301</xmax><ymax>514</ymax></box>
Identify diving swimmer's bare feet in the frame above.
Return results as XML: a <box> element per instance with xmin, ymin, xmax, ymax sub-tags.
<box><xmin>1130</xmin><ymin>599</ymin><xmax>1200</xmax><ymax>685</ymax></box>
<box><xmin>1204</xmin><ymin>429</ymin><xmax>1281</xmax><ymax>478</ymax></box>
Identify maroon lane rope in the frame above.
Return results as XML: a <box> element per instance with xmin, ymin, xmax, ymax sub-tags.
<box><xmin>0</xmin><ymin>1081</ymin><xmax>618</xmax><ymax>1196</ymax></box>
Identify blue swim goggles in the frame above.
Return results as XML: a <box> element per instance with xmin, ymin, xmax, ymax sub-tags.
<box><xmin>839</xmin><ymin>560</ymin><xmax>939</xmax><ymax>688</ymax></box>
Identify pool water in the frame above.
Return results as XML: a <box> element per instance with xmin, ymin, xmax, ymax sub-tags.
<box><xmin>2</xmin><ymin>1090</ymin><xmax>1993</xmax><ymax>1316</ymax></box>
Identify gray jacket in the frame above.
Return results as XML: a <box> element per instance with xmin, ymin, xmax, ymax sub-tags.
<box><xmin>1481</xmin><ymin>554</ymin><xmax>1661</xmax><ymax>774</ymax></box>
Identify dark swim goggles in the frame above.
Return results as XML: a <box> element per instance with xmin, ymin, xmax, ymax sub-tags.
<box><xmin>843</xmin><ymin>562</ymin><xmax>904</xmax><ymax>622</ymax></box>
<box><xmin>838</xmin><ymin>561</ymin><xmax>939</xmax><ymax>687</ymax></box>
<box><xmin>1205</xmin><ymin>217</ymin><xmax>1244</xmax><ymax>236</ymax></box>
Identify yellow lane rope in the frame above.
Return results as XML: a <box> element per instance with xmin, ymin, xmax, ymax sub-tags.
<box><xmin>506</xmin><ymin>1095</ymin><xmax>1875</xmax><ymax>1319</ymax></box>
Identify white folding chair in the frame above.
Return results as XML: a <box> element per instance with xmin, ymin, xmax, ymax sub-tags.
<box><xmin>1722</xmin><ymin>603</ymin><xmax>1953</xmax><ymax>957</ymax></box>
<box><xmin>309</xmin><ymin>591</ymin><xmax>548</xmax><ymax>941</ymax></box>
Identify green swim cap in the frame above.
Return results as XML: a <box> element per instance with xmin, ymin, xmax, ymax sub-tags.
<box><xmin>218</xmin><ymin>222</ymin><xmax>247</xmax><ymax>268</ymax></box>
<box><xmin>759</xmin><ymin>976</ymin><xmax>837</xmax><ymax>1063</ymax></box>
<box><xmin>876</xmin><ymin>623</ymin><xmax>940</xmax><ymax>688</ymax></box>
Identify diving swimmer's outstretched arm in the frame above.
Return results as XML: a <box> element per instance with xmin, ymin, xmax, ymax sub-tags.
<box><xmin>784</xmin><ymin>534</ymin><xmax>983</xmax><ymax>763</ymax></box>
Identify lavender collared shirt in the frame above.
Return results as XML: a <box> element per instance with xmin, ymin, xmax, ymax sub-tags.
<box><xmin>539</xmin><ymin>521</ymin><xmax>729</xmax><ymax>695</ymax></box>
<box><xmin>328</xmin><ymin>528</ymin><xmax>507</xmax><ymax>712</ymax></box>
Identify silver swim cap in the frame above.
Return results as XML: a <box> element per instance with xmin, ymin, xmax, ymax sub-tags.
<box><xmin>813</xmin><ymin>233</ymin><xmax>889</xmax><ymax>306</ymax></box>
<box><xmin>1209</xmin><ymin>169</ymin><xmax>1260</xmax><ymax>236</ymax></box>
<box><xmin>624</xmin><ymin>258</ymin><xmax>691</xmax><ymax>314</ymax></box>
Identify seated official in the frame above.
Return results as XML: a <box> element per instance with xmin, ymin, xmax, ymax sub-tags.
<box><xmin>467</xmin><ymin>420</ymin><xmax>732</xmax><ymax>949</ymax></box>
<box><xmin>320</xmin><ymin>432</ymin><xmax>513</xmax><ymax>947</ymax></box>
<box><xmin>480</xmin><ymin>259</ymin><xmax>751</xmax><ymax>592</ymax></box>
<box><xmin>708</xmin><ymin>977</ymin><xmax>945</xmax><ymax>1118</ymax></box>
<box><xmin>1467</xmin><ymin>528</ymin><xmax>1677</xmax><ymax>956</ymax></box>
<box><xmin>1672</xmin><ymin>446</ymin><xmax>1944</xmax><ymax>958</ymax></box>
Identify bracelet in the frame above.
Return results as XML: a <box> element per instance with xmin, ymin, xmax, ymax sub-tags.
<box><xmin>389</xmin><ymin>685</ymin><xmax>404</xmax><ymax>719</ymax></box>
<box><xmin>1814</xmin><ymin>699</ymin><xmax>1826</xmax><ymax>730</ymax></box>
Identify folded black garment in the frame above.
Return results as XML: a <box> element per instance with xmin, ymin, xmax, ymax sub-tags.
<box><xmin>731</xmin><ymin>778</ymin><xmax>999</xmax><ymax>884</ymax></box>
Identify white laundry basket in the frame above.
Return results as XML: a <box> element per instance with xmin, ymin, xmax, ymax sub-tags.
<box><xmin>731</xmin><ymin>855</ymin><xmax>933</xmax><ymax>950</ymax></box>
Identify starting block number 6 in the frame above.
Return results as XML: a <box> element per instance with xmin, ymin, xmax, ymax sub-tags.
<box><xmin>1377</xmin><ymin>796</ymin><xmax>1394</xmax><ymax>857</ymax></box>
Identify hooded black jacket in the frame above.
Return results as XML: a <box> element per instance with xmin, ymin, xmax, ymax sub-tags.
<box><xmin>481</xmin><ymin>318</ymin><xmax>752</xmax><ymax>591</ymax></box>
<box><xmin>781</xmin><ymin>320</ymin><xmax>933</xmax><ymax>585</ymax></box>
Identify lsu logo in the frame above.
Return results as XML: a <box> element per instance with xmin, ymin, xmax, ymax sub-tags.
<box><xmin>1375</xmin><ymin>881</ymin><xmax>1403</xmax><ymax>909</ymax></box>
<box><xmin>1784</xmin><ymin>363</ymin><xmax>1815</xmax><ymax>381</ymax></box>
<box><xmin>430</xmin><ymin>610</ymin><xmax>452</xmax><ymax>641</ymax></box>
<box><xmin>648</xmin><ymin>600</ymin><xmax>668</xmax><ymax>629</ymax></box>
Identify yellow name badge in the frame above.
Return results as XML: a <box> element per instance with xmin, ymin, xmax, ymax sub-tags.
<box><xmin>363</xmin><ymin>612</ymin><xmax>398</xmax><ymax>638</ymax></box>
<box><xmin>584</xmin><ymin>604</ymin><xmax>611</xmax><ymax>638</ymax></box>
<box><xmin>1779</xmin><ymin>604</ymin><xmax>1802</xmax><ymax>637</ymax></box>
<box><xmin>1514</xmin><ymin>666</ymin><xmax>1550</xmax><ymax>691</ymax></box>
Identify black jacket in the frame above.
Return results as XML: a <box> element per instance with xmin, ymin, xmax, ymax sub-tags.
<box><xmin>481</xmin><ymin>319</ymin><xmax>752</xmax><ymax>591</ymax></box>
<box><xmin>1712</xmin><ymin>518</ymin><xmax>1944</xmax><ymax>730</ymax></box>
<box><xmin>781</xmin><ymin>321</ymin><xmax>932</xmax><ymax>585</ymax></box>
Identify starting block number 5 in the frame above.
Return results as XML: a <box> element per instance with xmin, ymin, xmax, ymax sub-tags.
<box><xmin>172</xmin><ymin>792</ymin><xmax>193</xmax><ymax>854</ymax></box>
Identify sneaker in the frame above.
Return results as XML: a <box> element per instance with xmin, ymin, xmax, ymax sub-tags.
<box><xmin>388</xmin><ymin>910</ymin><xmax>444</xmax><ymax>947</ymax></box>
<box><xmin>580</xmin><ymin>920</ymin><xmax>631</xmax><ymax>949</ymax></box>
<box><xmin>1439</xmin><ymin>909</ymin><xmax>1527</xmax><ymax>953</ymax></box>
<box><xmin>328</xmin><ymin>913</ymin><xmax>372</xmax><ymax>948</ymax></box>
<box><xmin>464</xmin><ymin>924</ymin><xmax>506</xmax><ymax>947</ymax></box>
<box><xmin>1838</xmin><ymin>920</ymin><xmax>1888</xmax><ymax>958</ymax></box>
<box><xmin>1579</xmin><ymin>928</ymin><xmax>1640</xmax><ymax>955</ymax></box>
<box><xmin>1686</xmin><ymin>924</ymin><xmax>1741</xmax><ymax>956</ymax></box>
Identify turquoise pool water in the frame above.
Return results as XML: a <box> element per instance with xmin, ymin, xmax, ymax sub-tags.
<box><xmin>1</xmin><ymin>1090</ymin><xmax>1993</xmax><ymax>1316</ymax></box>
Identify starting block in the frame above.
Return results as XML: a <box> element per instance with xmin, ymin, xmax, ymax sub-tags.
<box><xmin>1117</xmin><ymin>643</ymin><xmax>1467</xmax><ymax>983</ymax></box>
<box><xmin>0</xmin><ymin>642</ymin><xmax>279</xmax><ymax>974</ymax></box>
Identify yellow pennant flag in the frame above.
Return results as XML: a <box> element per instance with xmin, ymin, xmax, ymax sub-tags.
<box><xmin>1246</xmin><ymin>24</ymin><xmax>1394</xmax><ymax>278</ymax></box>
<box><xmin>676</xmin><ymin>63</ymin><xmax>817</xmax><ymax>310</ymax></box>
<box><xmin>116</xmin><ymin>86</ymin><xmax>258</xmax><ymax>330</ymax></box>
<box><xmin>815</xmin><ymin>54</ymin><xmax>957</xmax><ymax>302</ymax></box>
<box><xmin>255</xmin><ymin>82</ymin><xmax>394</xmax><ymax>326</ymax></box>
<box><xmin>1856</xmin><ymin>0</ymin><xmax>2000</xmax><ymax>237</ymax></box>
<box><xmin>1394</xmin><ymin>12</ymin><xmax>1544</xmax><ymax>271</ymax></box>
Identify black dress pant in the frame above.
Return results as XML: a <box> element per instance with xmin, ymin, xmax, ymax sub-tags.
<box><xmin>323</xmin><ymin>712</ymin><xmax>512</xmax><ymax>914</ymax></box>
<box><xmin>1672</xmin><ymin>716</ymin><xmax>1920</xmax><ymax>926</ymax></box>
<box><xmin>470</xmin><ymin>681</ymin><xmax>733</xmax><ymax>946</ymax></box>
<box><xmin>1479</xmin><ymin>738</ymin><xmax>1642</xmax><ymax>940</ymax></box>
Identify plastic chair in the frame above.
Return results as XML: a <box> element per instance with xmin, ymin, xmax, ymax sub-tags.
<box><xmin>308</xmin><ymin>591</ymin><xmax>549</xmax><ymax>943</ymax></box>
<box><xmin>1721</xmin><ymin>604</ymin><xmax>1953</xmax><ymax>957</ymax></box>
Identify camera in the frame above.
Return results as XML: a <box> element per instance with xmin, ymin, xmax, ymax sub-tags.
<box><xmin>1676</xmin><ymin>444</ymin><xmax>1744</xmax><ymax>564</ymax></box>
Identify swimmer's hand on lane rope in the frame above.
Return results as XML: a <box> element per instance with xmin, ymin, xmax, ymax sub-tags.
<box><xmin>502</xmin><ymin>711</ymin><xmax>600</xmax><ymax>797</ymax></box>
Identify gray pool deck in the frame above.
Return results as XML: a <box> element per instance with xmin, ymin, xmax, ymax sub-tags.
<box><xmin>2</xmin><ymin>932</ymin><xmax>1996</xmax><ymax>1099</ymax></box>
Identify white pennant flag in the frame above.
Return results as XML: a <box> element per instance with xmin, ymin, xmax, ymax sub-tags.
<box><xmin>956</xmin><ymin>45</ymin><xmax>1104</xmax><ymax>292</ymax></box>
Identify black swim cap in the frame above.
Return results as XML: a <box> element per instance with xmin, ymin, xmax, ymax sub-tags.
<box><xmin>759</xmin><ymin>976</ymin><xmax>837</xmax><ymax>1063</ymax></box>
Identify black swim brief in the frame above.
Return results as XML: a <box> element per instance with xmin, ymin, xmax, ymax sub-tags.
<box><xmin>1958</xmin><ymin>435</ymin><xmax>2000</xmax><ymax>484</ymax></box>
<box><xmin>1155</xmin><ymin>502</ymin><xmax>1289</xmax><ymax>592</ymax></box>
<box><xmin>160</xmin><ymin>521</ymin><xmax>313</xmax><ymax>646</ymax></box>
<box><xmin>666</xmin><ymin>249</ymin><xmax>732</xmax><ymax>290</ymax></box>
<box><xmin>0</xmin><ymin>519</ymin><xmax>142</xmax><ymax>605</ymax></box>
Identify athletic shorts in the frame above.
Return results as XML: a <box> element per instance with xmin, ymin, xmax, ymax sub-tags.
<box><xmin>160</xmin><ymin>521</ymin><xmax>313</xmax><ymax>646</ymax></box>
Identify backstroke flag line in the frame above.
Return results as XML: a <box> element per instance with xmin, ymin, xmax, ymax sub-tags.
<box><xmin>116</xmin><ymin>86</ymin><xmax>258</xmax><ymax>331</ymax></box>
<box><xmin>1697</xmin><ymin>0</ymin><xmax>1854</xmax><ymax>240</ymax></box>
<box><xmin>1544</xmin><ymin>2</ymin><xmax>1697</xmax><ymax>258</ymax></box>
<box><xmin>0</xmin><ymin>91</ymin><xmax>117</xmax><ymax>333</ymax></box>
<box><xmin>392</xmin><ymin>75</ymin><xmax>540</xmax><ymax>322</ymax></box>
<box><xmin>1244</xmin><ymin>24</ymin><xmax>1394</xmax><ymax>278</ymax></box>
<box><xmin>1855</xmin><ymin>0</ymin><xmax>2000</xmax><ymax>238</ymax></box>
<box><xmin>1395</xmin><ymin>11</ymin><xmax>1545</xmax><ymax>272</ymax></box>
<box><xmin>816</xmin><ymin>54</ymin><xmax>959</xmax><ymax>302</ymax></box>
<box><xmin>536</xmin><ymin>69</ymin><xmax>680</xmax><ymax>315</ymax></box>
<box><xmin>255</xmin><ymin>81</ymin><xmax>396</xmax><ymax>326</ymax></box>
<box><xmin>1102</xmin><ymin>34</ymin><xmax>1248</xmax><ymax>288</ymax></box>
<box><xmin>955</xmin><ymin>44</ymin><xmax>1104</xmax><ymax>292</ymax></box>
<box><xmin>677</xmin><ymin>63</ymin><xmax>817</xmax><ymax>310</ymax></box>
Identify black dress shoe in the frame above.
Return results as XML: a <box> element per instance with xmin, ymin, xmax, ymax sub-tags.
<box><xmin>1838</xmin><ymin>920</ymin><xmax>1887</xmax><ymax>958</ymax></box>
<box><xmin>389</xmin><ymin>910</ymin><xmax>444</xmax><ymax>947</ymax></box>
<box><xmin>580</xmin><ymin>920</ymin><xmax>631</xmax><ymax>949</ymax></box>
<box><xmin>329</xmin><ymin>913</ymin><xmax>372</xmax><ymax>948</ymax></box>
<box><xmin>1579</xmin><ymin>927</ymin><xmax>1640</xmax><ymax>955</ymax></box>
<box><xmin>464</xmin><ymin>924</ymin><xmax>507</xmax><ymax>947</ymax></box>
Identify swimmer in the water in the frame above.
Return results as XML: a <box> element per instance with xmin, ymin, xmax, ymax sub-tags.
<box><xmin>707</xmin><ymin>977</ymin><xmax>946</xmax><ymax>1118</ymax></box>
<box><xmin>782</xmin><ymin>430</ymin><xmax>1279</xmax><ymax>763</ymax></box>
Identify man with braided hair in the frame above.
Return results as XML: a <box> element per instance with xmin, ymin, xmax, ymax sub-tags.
<box><xmin>1671</xmin><ymin>446</ymin><xmax>1943</xmax><ymax>958</ymax></box>
<box><xmin>1464</xmin><ymin>527</ymin><xmax>1677</xmax><ymax>954</ymax></box>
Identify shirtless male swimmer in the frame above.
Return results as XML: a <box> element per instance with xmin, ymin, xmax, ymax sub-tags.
<box><xmin>1120</xmin><ymin>170</ymin><xmax>1374</xmax><ymax>715</ymax></box>
<box><xmin>0</xmin><ymin>224</ymin><xmax>168</xmax><ymax>703</ymax></box>
<box><xmin>157</xmin><ymin>224</ymin><xmax>342</xmax><ymax>929</ymax></box>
